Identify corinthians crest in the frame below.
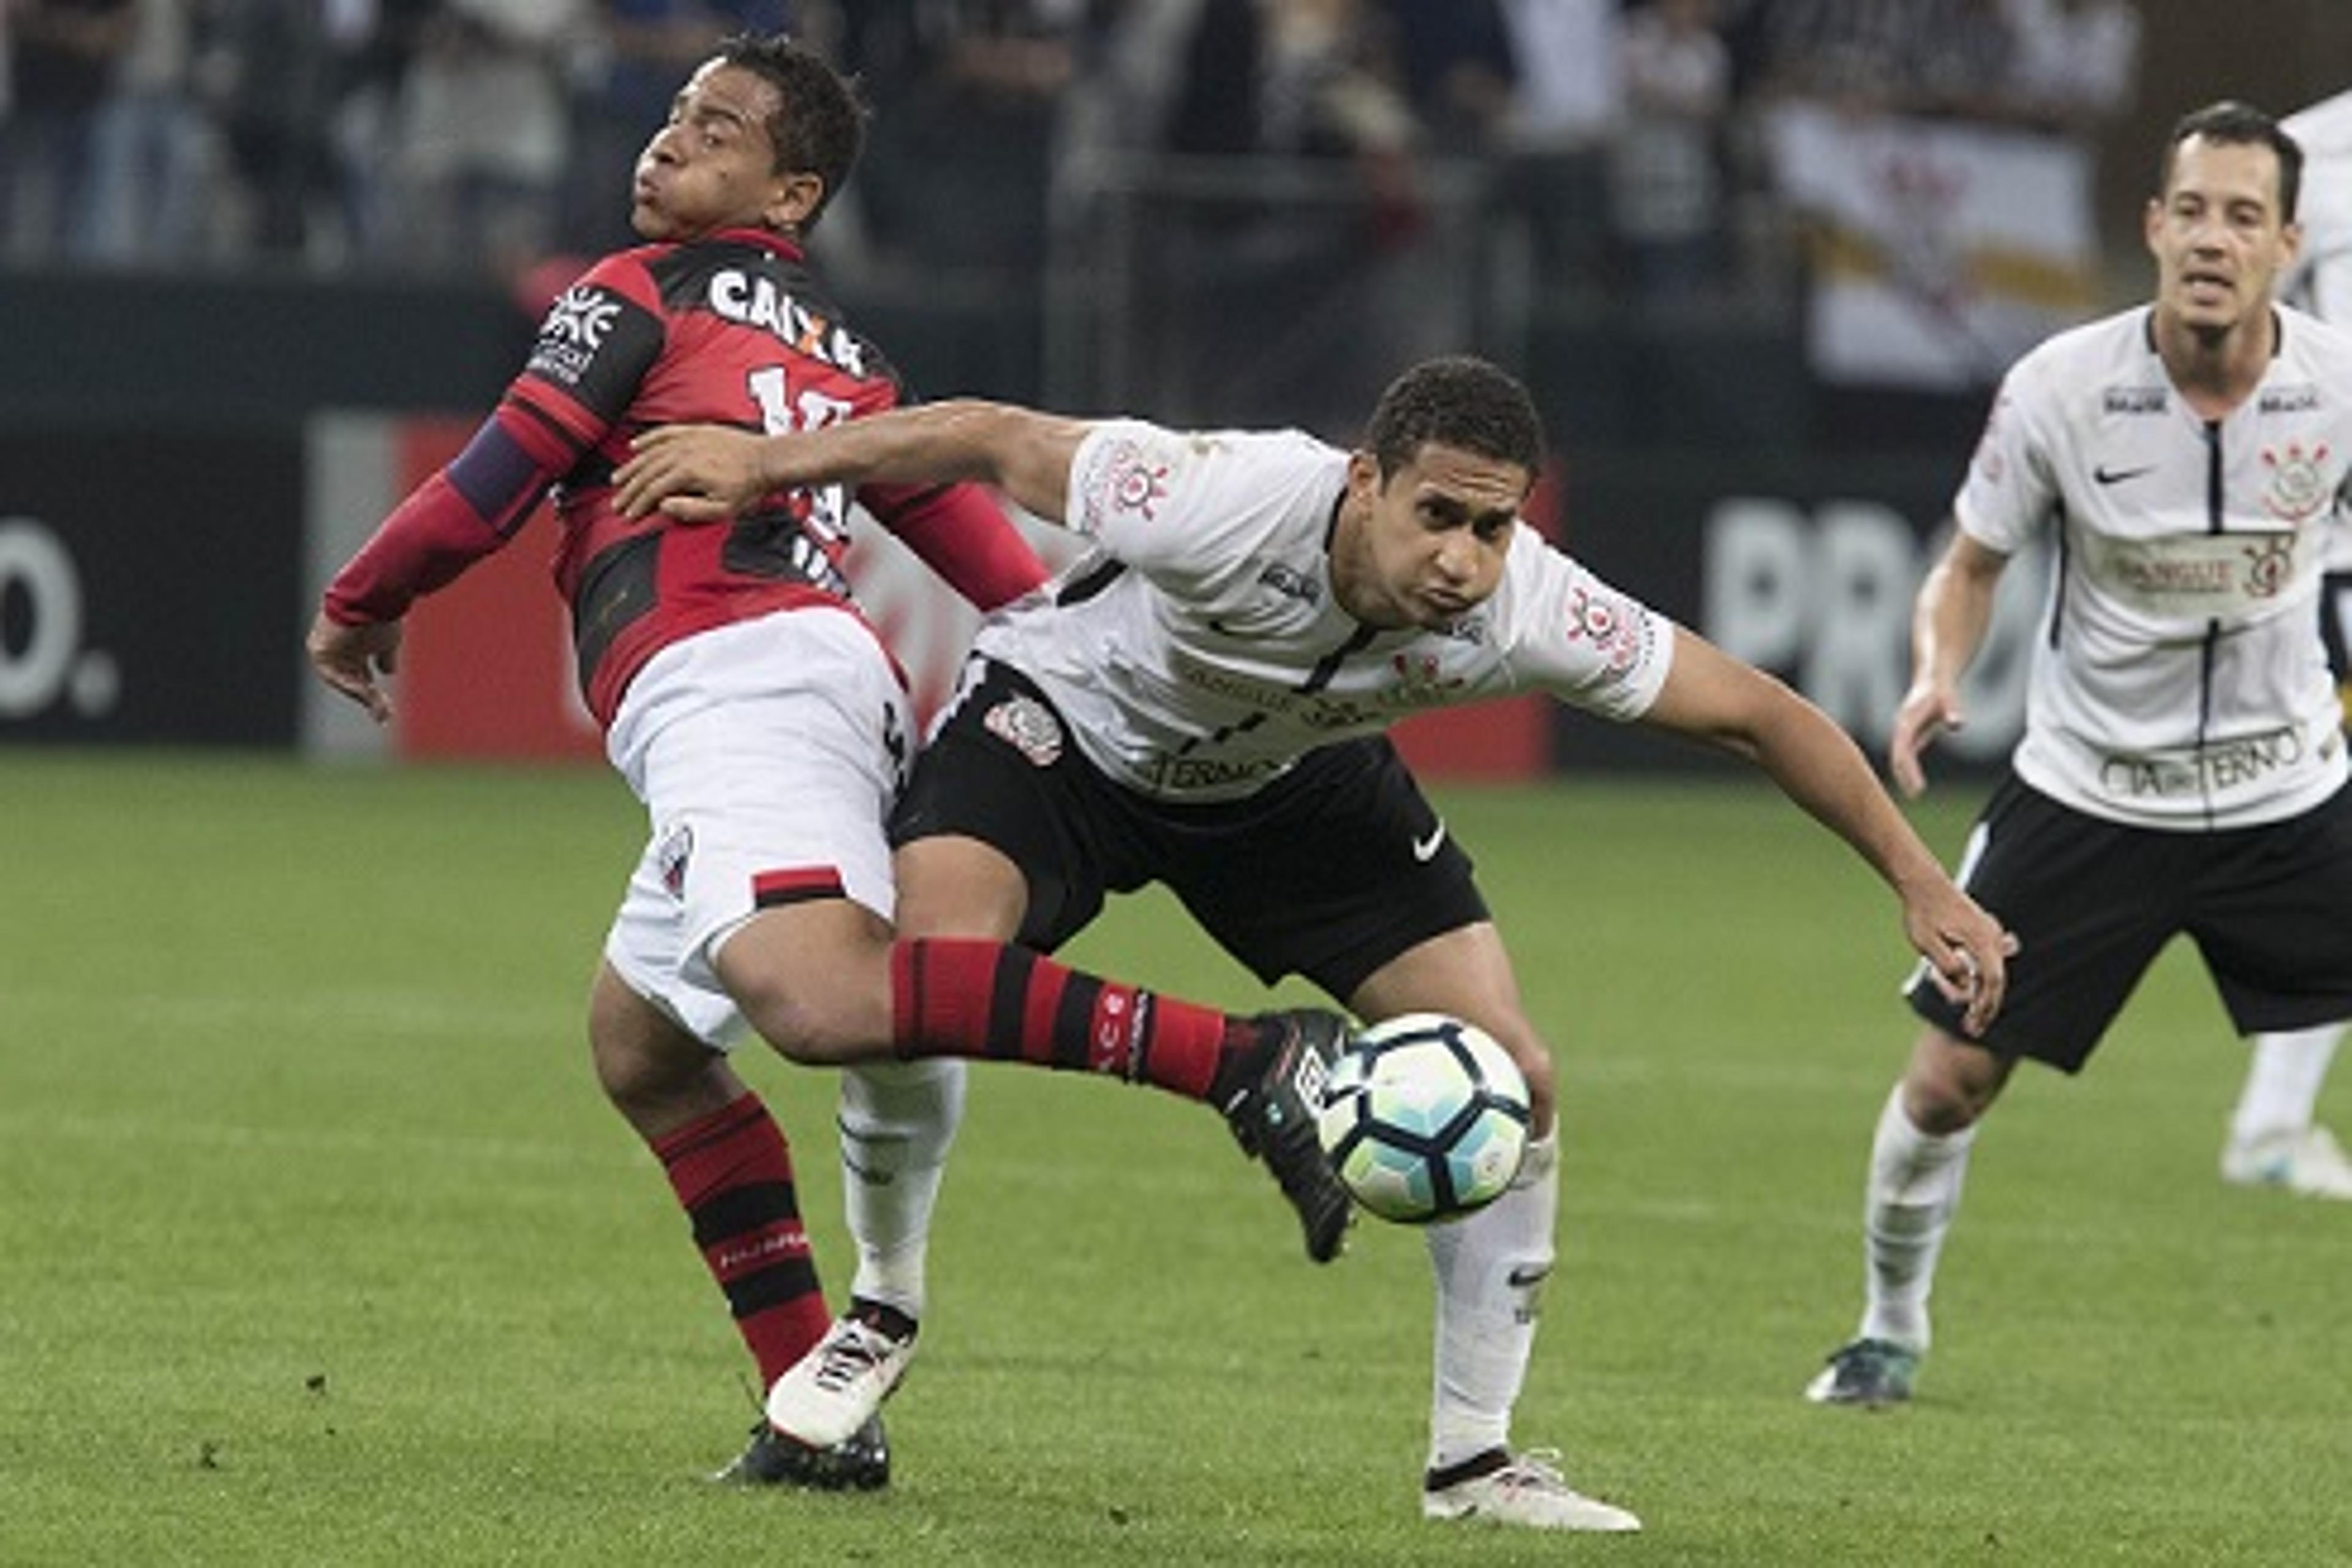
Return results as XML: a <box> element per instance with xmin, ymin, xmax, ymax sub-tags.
<box><xmin>2260</xmin><ymin>440</ymin><xmax>2333</xmax><ymax>523</ymax></box>
<box><xmin>984</xmin><ymin>693</ymin><xmax>1065</xmax><ymax>767</ymax></box>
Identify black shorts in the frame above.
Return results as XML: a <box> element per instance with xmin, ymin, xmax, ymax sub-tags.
<box><xmin>889</xmin><ymin>659</ymin><xmax>1490</xmax><ymax>1000</ymax></box>
<box><xmin>1906</xmin><ymin>774</ymin><xmax>2352</xmax><ymax>1071</ymax></box>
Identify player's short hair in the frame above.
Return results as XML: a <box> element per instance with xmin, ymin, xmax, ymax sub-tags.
<box><xmin>2162</xmin><ymin>100</ymin><xmax>2304</xmax><ymax>223</ymax></box>
<box><xmin>1363</xmin><ymin>356</ymin><xmax>1545</xmax><ymax>483</ymax></box>
<box><xmin>718</xmin><ymin>32</ymin><xmax>869</xmax><ymax>233</ymax></box>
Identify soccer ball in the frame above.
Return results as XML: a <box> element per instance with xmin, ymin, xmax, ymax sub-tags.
<box><xmin>1314</xmin><ymin>1012</ymin><xmax>1531</xmax><ymax>1224</ymax></box>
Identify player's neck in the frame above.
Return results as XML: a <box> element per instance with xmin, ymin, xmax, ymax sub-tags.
<box><xmin>2152</xmin><ymin>303</ymin><xmax>2277</xmax><ymax>420</ymax></box>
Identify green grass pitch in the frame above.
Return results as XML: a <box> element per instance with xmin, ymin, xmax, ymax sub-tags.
<box><xmin>2</xmin><ymin>751</ymin><xmax>2345</xmax><ymax>1564</ymax></box>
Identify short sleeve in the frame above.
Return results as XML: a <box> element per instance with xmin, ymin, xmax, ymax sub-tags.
<box><xmin>1065</xmin><ymin>421</ymin><xmax>1338</xmax><ymax>579</ymax></box>
<box><xmin>1951</xmin><ymin>361</ymin><xmax>2056</xmax><ymax>554</ymax></box>
<box><xmin>1494</xmin><ymin>532</ymin><xmax>1677</xmax><ymax>721</ymax></box>
<box><xmin>513</xmin><ymin>254</ymin><xmax>667</xmax><ymax>431</ymax></box>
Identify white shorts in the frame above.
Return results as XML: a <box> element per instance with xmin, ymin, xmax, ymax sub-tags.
<box><xmin>602</xmin><ymin>609</ymin><xmax>911</xmax><ymax>1048</ymax></box>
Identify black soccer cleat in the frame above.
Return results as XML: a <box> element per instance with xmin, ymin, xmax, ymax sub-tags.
<box><xmin>712</xmin><ymin>1413</ymin><xmax>891</xmax><ymax>1490</ymax></box>
<box><xmin>1223</xmin><ymin>1008</ymin><xmax>1356</xmax><ymax>1263</ymax></box>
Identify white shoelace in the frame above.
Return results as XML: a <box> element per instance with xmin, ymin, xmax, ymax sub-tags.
<box><xmin>811</xmin><ymin>1323</ymin><xmax>895</xmax><ymax>1393</ymax></box>
<box><xmin>1487</xmin><ymin>1449</ymin><xmax>1569</xmax><ymax>1492</ymax></box>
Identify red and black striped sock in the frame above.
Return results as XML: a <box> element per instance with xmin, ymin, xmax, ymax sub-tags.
<box><xmin>649</xmin><ymin>1092</ymin><xmax>831</xmax><ymax>1391</ymax></box>
<box><xmin>888</xmin><ymin>937</ymin><xmax>1267</xmax><ymax>1103</ymax></box>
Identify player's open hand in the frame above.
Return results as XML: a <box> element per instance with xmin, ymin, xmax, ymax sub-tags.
<box><xmin>1905</xmin><ymin>883</ymin><xmax>2017</xmax><ymax>1038</ymax></box>
<box><xmin>613</xmin><ymin>425</ymin><xmax>771</xmax><ymax>522</ymax></box>
<box><xmin>306</xmin><ymin>611</ymin><xmax>402</xmax><ymax>724</ymax></box>
<box><xmin>1888</xmin><ymin>680</ymin><xmax>1965</xmax><ymax>799</ymax></box>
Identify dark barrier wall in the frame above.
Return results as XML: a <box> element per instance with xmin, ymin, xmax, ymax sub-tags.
<box><xmin>0</xmin><ymin>270</ymin><xmax>524</xmax><ymax>748</ymax></box>
<box><xmin>1550</xmin><ymin>446</ymin><xmax>2035</xmax><ymax>775</ymax></box>
<box><xmin>1</xmin><ymin>429</ymin><xmax>306</xmax><ymax>745</ymax></box>
<box><xmin>0</xmin><ymin>271</ymin><xmax>530</xmax><ymax>428</ymax></box>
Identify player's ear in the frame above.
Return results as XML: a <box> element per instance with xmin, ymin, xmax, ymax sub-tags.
<box><xmin>1346</xmin><ymin>450</ymin><xmax>1384</xmax><ymax>502</ymax></box>
<box><xmin>766</xmin><ymin>171</ymin><xmax>826</xmax><ymax>232</ymax></box>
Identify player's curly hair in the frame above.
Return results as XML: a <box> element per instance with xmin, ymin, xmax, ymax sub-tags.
<box><xmin>718</xmin><ymin>32</ymin><xmax>869</xmax><ymax>234</ymax></box>
<box><xmin>2163</xmin><ymin>100</ymin><xmax>2303</xmax><ymax>223</ymax></box>
<box><xmin>1363</xmin><ymin>356</ymin><xmax>1545</xmax><ymax>481</ymax></box>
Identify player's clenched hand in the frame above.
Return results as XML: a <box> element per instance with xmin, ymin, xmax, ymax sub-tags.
<box><xmin>614</xmin><ymin>426</ymin><xmax>772</xmax><ymax>522</ymax></box>
<box><xmin>1904</xmin><ymin>882</ymin><xmax>2017</xmax><ymax>1039</ymax></box>
<box><xmin>1888</xmin><ymin>679</ymin><xmax>1964</xmax><ymax>799</ymax></box>
<box><xmin>306</xmin><ymin>611</ymin><xmax>402</xmax><ymax>724</ymax></box>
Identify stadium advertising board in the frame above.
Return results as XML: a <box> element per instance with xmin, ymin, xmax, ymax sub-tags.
<box><xmin>0</xmin><ymin>429</ymin><xmax>303</xmax><ymax>747</ymax></box>
<box><xmin>1548</xmin><ymin>452</ymin><xmax>2035</xmax><ymax>774</ymax></box>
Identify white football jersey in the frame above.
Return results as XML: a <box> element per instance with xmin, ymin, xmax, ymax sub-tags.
<box><xmin>970</xmin><ymin>421</ymin><xmax>1676</xmax><ymax>801</ymax></box>
<box><xmin>2285</xmin><ymin>91</ymin><xmax>2352</xmax><ymax>573</ymax></box>
<box><xmin>1956</xmin><ymin>304</ymin><xmax>2352</xmax><ymax>828</ymax></box>
<box><xmin>2285</xmin><ymin>91</ymin><xmax>2352</xmax><ymax>326</ymax></box>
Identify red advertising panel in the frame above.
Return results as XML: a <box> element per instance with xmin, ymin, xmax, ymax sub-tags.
<box><xmin>390</xmin><ymin>418</ymin><xmax>602</xmax><ymax>763</ymax></box>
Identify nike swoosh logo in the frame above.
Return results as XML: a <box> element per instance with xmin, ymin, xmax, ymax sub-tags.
<box><xmin>1506</xmin><ymin>1264</ymin><xmax>1551</xmax><ymax>1289</ymax></box>
<box><xmin>2092</xmin><ymin>463</ymin><xmax>2155</xmax><ymax>485</ymax></box>
<box><xmin>1412</xmin><ymin>821</ymin><xmax>1447</xmax><ymax>862</ymax></box>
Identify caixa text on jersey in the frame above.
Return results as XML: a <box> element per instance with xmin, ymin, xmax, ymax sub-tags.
<box><xmin>706</xmin><ymin>271</ymin><xmax>868</xmax><ymax>377</ymax></box>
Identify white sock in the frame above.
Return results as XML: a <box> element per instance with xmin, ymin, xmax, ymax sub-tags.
<box><xmin>2228</xmin><ymin>1024</ymin><xmax>2346</xmax><ymax>1148</ymax></box>
<box><xmin>1425</xmin><ymin>1132</ymin><xmax>1558</xmax><ymax>1476</ymax></box>
<box><xmin>1858</xmin><ymin>1084</ymin><xmax>1974</xmax><ymax>1353</ymax></box>
<box><xmin>837</xmin><ymin>1057</ymin><xmax>965</xmax><ymax>1325</ymax></box>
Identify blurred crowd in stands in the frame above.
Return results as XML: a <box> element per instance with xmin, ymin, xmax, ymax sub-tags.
<box><xmin>0</xmin><ymin>0</ymin><xmax>2140</xmax><ymax>302</ymax></box>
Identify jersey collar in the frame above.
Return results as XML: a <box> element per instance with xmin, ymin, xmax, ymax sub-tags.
<box><xmin>709</xmin><ymin>227</ymin><xmax>808</xmax><ymax>264</ymax></box>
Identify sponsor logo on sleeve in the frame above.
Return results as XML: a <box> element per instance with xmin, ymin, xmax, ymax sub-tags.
<box><xmin>1080</xmin><ymin>437</ymin><xmax>1170</xmax><ymax>534</ymax></box>
<box><xmin>527</xmin><ymin>284</ymin><xmax>625</xmax><ymax>384</ymax></box>
<box><xmin>1564</xmin><ymin>582</ymin><xmax>1649</xmax><ymax>677</ymax></box>
<box><xmin>543</xmin><ymin>284</ymin><xmax>621</xmax><ymax>349</ymax></box>
<box><xmin>1107</xmin><ymin>444</ymin><xmax>1169</xmax><ymax>522</ymax></box>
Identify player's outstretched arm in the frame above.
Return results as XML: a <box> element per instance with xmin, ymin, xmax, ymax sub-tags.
<box><xmin>616</xmin><ymin>401</ymin><xmax>1092</xmax><ymax>526</ymax></box>
<box><xmin>1640</xmin><ymin>628</ymin><xmax>2016</xmax><ymax>1035</ymax></box>
<box><xmin>307</xmin><ymin>407</ymin><xmax>564</xmax><ymax>725</ymax></box>
<box><xmin>1890</xmin><ymin>530</ymin><xmax>2008</xmax><ymax>798</ymax></box>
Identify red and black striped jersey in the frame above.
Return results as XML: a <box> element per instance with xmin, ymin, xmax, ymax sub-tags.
<box><xmin>324</xmin><ymin>227</ymin><xmax>1046</xmax><ymax>726</ymax></box>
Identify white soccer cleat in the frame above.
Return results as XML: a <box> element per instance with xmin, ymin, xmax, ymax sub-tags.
<box><xmin>765</xmin><ymin>1313</ymin><xmax>917</xmax><ymax>1449</ymax></box>
<box><xmin>2221</xmin><ymin>1126</ymin><xmax>2352</xmax><ymax>1200</ymax></box>
<box><xmin>1421</xmin><ymin>1449</ymin><xmax>1641</xmax><ymax>1532</ymax></box>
